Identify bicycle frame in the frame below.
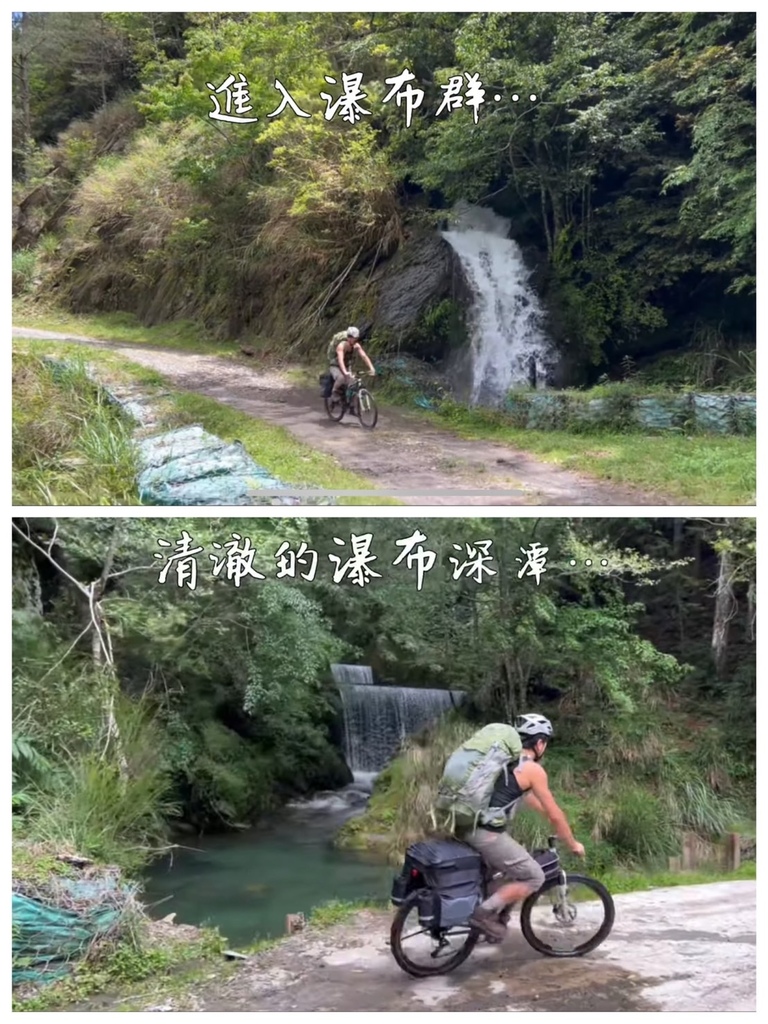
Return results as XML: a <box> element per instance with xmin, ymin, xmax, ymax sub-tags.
<box><xmin>342</xmin><ymin>373</ymin><xmax>373</xmax><ymax>410</ymax></box>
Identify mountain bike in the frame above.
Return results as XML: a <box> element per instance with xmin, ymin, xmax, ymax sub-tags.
<box><xmin>389</xmin><ymin>835</ymin><xmax>615</xmax><ymax>978</ymax></box>
<box><xmin>323</xmin><ymin>372</ymin><xmax>378</xmax><ymax>429</ymax></box>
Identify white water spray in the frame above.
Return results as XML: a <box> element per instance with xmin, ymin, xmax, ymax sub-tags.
<box><xmin>442</xmin><ymin>201</ymin><xmax>555</xmax><ymax>405</ymax></box>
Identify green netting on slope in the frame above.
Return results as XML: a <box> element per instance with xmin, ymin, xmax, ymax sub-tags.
<box><xmin>13</xmin><ymin>877</ymin><xmax>136</xmax><ymax>986</ymax></box>
<box><xmin>732</xmin><ymin>395</ymin><xmax>756</xmax><ymax>433</ymax></box>
<box><xmin>634</xmin><ymin>396</ymin><xmax>690</xmax><ymax>431</ymax></box>
<box><xmin>136</xmin><ymin>426</ymin><xmax>319</xmax><ymax>506</ymax></box>
<box><xmin>526</xmin><ymin>394</ymin><xmax>567</xmax><ymax>429</ymax></box>
<box><xmin>570</xmin><ymin>397</ymin><xmax>605</xmax><ymax>428</ymax></box>
<box><xmin>502</xmin><ymin>390</ymin><xmax>755</xmax><ymax>434</ymax></box>
<box><xmin>692</xmin><ymin>394</ymin><xmax>732</xmax><ymax>433</ymax></box>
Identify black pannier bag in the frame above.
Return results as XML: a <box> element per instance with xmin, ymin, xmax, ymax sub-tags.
<box><xmin>531</xmin><ymin>847</ymin><xmax>561</xmax><ymax>884</ymax></box>
<box><xmin>318</xmin><ymin>372</ymin><xmax>333</xmax><ymax>398</ymax></box>
<box><xmin>390</xmin><ymin>839</ymin><xmax>483</xmax><ymax>930</ymax></box>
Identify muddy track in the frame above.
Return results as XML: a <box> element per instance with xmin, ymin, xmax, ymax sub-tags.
<box><xmin>13</xmin><ymin>328</ymin><xmax>664</xmax><ymax>506</ymax></box>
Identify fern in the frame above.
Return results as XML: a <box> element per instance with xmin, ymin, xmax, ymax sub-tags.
<box><xmin>12</xmin><ymin>731</ymin><xmax>49</xmax><ymax>785</ymax></box>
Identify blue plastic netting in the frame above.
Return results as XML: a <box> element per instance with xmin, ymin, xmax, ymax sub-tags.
<box><xmin>136</xmin><ymin>427</ymin><xmax>302</xmax><ymax>505</ymax></box>
<box><xmin>731</xmin><ymin>395</ymin><xmax>756</xmax><ymax>434</ymax></box>
<box><xmin>692</xmin><ymin>394</ymin><xmax>732</xmax><ymax>434</ymax></box>
<box><xmin>634</xmin><ymin>396</ymin><xmax>690</xmax><ymax>431</ymax></box>
<box><xmin>12</xmin><ymin>876</ymin><xmax>135</xmax><ymax>985</ymax></box>
<box><xmin>500</xmin><ymin>389</ymin><xmax>754</xmax><ymax>435</ymax></box>
<box><xmin>525</xmin><ymin>394</ymin><xmax>563</xmax><ymax>429</ymax></box>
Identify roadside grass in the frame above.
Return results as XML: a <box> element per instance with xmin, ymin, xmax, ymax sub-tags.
<box><xmin>12</xmin><ymin>920</ymin><xmax>229</xmax><ymax>1013</ymax></box>
<box><xmin>430</xmin><ymin>402</ymin><xmax>755</xmax><ymax>506</ymax></box>
<box><xmin>378</xmin><ymin>388</ymin><xmax>753</xmax><ymax>505</ymax></box>
<box><xmin>601</xmin><ymin>860</ymin><xmax>755</xmax><ymax>894</ymax></box>
<box><xmin>12</xmin><ymin>298</ymin><xmax>233</xmax><ymax>356</ymax></box>
<box><xmin>243</xmin><ymin>897</ymin><xmax>389</xmax><ymax>954</ymax></box>
<box><xmin>12</xmin><ymin>340</ymin><xmax>401</xmax><ymax>507</ymax></box>
<box><xmin>12</xmin><ymin>351</ymin><xmax>140</xmax><ymax>505</ymax></box>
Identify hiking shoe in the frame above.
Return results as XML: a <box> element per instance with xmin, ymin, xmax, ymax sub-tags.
<box><xmin>469</xmin><ymin>906</ymin><xmax>507</xmax><ymax>941</ymax></box>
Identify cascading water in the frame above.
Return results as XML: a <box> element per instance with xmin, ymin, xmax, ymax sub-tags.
<box><xmin>330</xmin><ymin>664</ymin><xmax>374</xmax><ymax>688</ymax></box>
<box><xmin>442</xmin><ymin>200</ymin><xmax>555</xmax><ymax>405</ymax></box>
<box><xmin>331</xmin><ymin>664</ymin><xmax>464</xmax><ymax>773</ymax></box>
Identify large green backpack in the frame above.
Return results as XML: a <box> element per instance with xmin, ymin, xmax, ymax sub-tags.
<box><xmin>327</xmin><ymin>332</ymin><xmax>348</xmax><ymax>364</ymax></box>
<box><xmin>432</xmin><ymin>723</ymin><xmax>523</xmax><ymax>833</ymax></box>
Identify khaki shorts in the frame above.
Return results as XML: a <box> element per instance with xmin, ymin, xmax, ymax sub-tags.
<box><xmin>329</xmin><ymin>365</ymin><xmax>349</xmax><ymax>393</ymax></box>
<box><xmin>458</xmin><ymin>827</ymin><xmax>545</xmax><ymax>889</ymax></box>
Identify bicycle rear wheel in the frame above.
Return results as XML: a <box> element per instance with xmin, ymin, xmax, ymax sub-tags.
<box><xmin>357</xmin><ymin>388</ymin><xmax>378</xmax><ymax>429</ymax></box>
<box><xmin>390</xmin><ymin>890</ymin><xmax>480</xmax><ymax>978</ymax></box>
<box><xmin>325</xmin><ymin>394</ymin><xmax>345</xmax><ymax>421</ymax></box>
<box><xmin>520</xmin><ymin>874</ymin><xmax>615</xmax><ymax>957</ymax></box>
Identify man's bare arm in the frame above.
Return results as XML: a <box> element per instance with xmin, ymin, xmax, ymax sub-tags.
<box><xmin>523</xmin><ymin>763</ymin><xmax>581</xmax><ymax>852</ymax></box>
<box><xmin>336</xmin><ymin>343</ymin><xmax>349</xmax><ymax>375</ymax></box>
<box><xmin>522</xmin><ymin>791</ymin><xmax>547</xmax><ymax>817</ymax></box>
<box><xmin>356</xmin><ymin>344</ymin><xmax>375</xmax><ymax>374</ymax></box>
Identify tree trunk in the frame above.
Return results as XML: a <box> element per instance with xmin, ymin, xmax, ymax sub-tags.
<box><xmin>712</xmin><ymin>549</ymin><xmax>735</xmax><ymax>678</ymax></box>
<box><xmin>747</xmin><ymin>580</ymin><xmax>756</xmax><ymax>641</ymax></box>
<box><xmin>672</xmin><ymin>518</ymin><xmax>684</xmax><ymax>557</ymax></box>
<box><xmin>90</xmin><ymin>524</ymin><xmax>129</xmax><ymax>778</ymax></box>
<box><xmin>19</xmin><ymin>55</ymin><xmax>31</xmax><ymax>173</ymax></box>
<box><xmin>540</xmin><ymin>182</ymin><xmax>553</xmax><ymax>258</ymax></box>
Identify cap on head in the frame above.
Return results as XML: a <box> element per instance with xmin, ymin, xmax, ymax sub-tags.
<box><xmin>515</xmin><ymin>713</ymin><xmax>553</xmax><ymax>739</ymax></box>
<box><xmin>346</xmin><ymin>326</ymin><xmax>360</xmax><ymax>339</ymax></box>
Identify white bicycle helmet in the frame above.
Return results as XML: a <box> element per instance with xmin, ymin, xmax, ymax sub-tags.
<box><xmin>346</xmin><ymin>326</ymin><xmax>360</xmax><ymax>339</ymax></box>
<box><xmin>515</xmin><ymin>713</ymin><xmax>553</xmax><ymax>739</ymax></box>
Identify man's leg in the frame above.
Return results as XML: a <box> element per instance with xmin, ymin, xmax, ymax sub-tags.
<box><xmin>462</xmin><ymin>829</ymin><xmax>545</xmax><ymax>940</ymax></box>
<box><xmin>330</xmin><ymin>366</ymin><xmax>345</xmax><ymax>401</ymax></box>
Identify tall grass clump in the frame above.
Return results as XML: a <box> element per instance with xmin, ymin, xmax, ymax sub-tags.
<box><xmin>12</xmin><ymin>352</ymin><xmax>139</xmax><ymax>505</ymax></box>
<box><xmin>20</xmin><ymin>700</ymin><xmax>177</xmax><ymax>873</ymax></box>
<box><xmin>12</xmin><ymin>249</ymin><xmax>38</xmax><ymax>294</ymax></box>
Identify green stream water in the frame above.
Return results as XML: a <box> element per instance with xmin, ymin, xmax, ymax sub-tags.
<box><xmin>143</xmin><ymin>781</ymin><xmax>391</xmax><ymax>948</ymax></box>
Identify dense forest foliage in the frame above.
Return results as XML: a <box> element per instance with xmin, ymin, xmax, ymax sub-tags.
<box><xmin>12</xmin><ymin>12</ymin><xmax>755</xmax><ymax>385</ymax></box>
<box><xmin>12</xmin><ymin>516</ymin><xmax>755</xmax><ymax>871</ymax></box>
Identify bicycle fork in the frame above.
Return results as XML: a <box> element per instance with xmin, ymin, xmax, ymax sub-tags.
<box><xmin>485</xmin><ymin>868</ymin><xmax>573</xmax><ymax>938</ymax></box>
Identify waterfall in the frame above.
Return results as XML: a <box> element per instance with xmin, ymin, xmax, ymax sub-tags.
<box><xmin>442</xmin><ymin>200</ymin><xmax>555</xmax><ymax>405</ymax></box>
<box><xmin>330</xmin><ymin>664</ymin><xmax>374</xmax><ymax>687</ymax></box>
<box><xmin>331</xmin><ymin>664</ymin><xmax>464</xmax><ymax>773</ymax></box>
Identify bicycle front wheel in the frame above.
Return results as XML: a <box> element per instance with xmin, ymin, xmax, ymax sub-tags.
<box><xmin>390</xmin><ymin>890</ymin><xmax>480</xmax><ymax>978</ymax></box>
<box><xmin>520</xmin><ymin>874</ymin><xmax>615</xmax><ymax>957</ymax></box>
<box><xmin>357</xmin><ymin>388</ymin><xmax>378</xmax><ymax>429</ymax></box>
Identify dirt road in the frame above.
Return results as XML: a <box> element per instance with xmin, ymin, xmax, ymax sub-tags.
<box><xmin>154</xmin><ymin>880</ymin><xmax>756</xmax><ymax>1012</ymax></box>
<box><xmin>13</xmin><ymin>327</ymin><xmax>660</xmax><ymax>506</ymax></box>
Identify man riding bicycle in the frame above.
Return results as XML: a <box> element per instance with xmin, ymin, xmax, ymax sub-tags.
<box><xmin>327</xmin><ymin>326</ymin><xmax>376</xmax><ymax>404</ymax></box>
<box><xmin>454</xmin><ymin>714</ymin><xmax>585</xmax><ymax>942</ymax></box>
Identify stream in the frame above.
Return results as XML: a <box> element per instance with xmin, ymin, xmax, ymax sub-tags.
<box><xmin>143</xmin><ymin>774</ymin><xmax>391</xmax><ymax>947</ymax></box>
<box><xmin>144</xmin><ymin>668</ymin><xmax>465</xmax><ymax>947</ymax></box>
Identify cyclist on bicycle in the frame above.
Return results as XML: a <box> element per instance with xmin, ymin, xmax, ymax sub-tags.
<box><xmin>327</xmin><ymin>326</ymin><xmax>376</xmax><ymax>404</ymax></box>
<box><xmin>460</xmin><ymin>713</ymin><xmax>585</xmax><ymax>941</ymax></box>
